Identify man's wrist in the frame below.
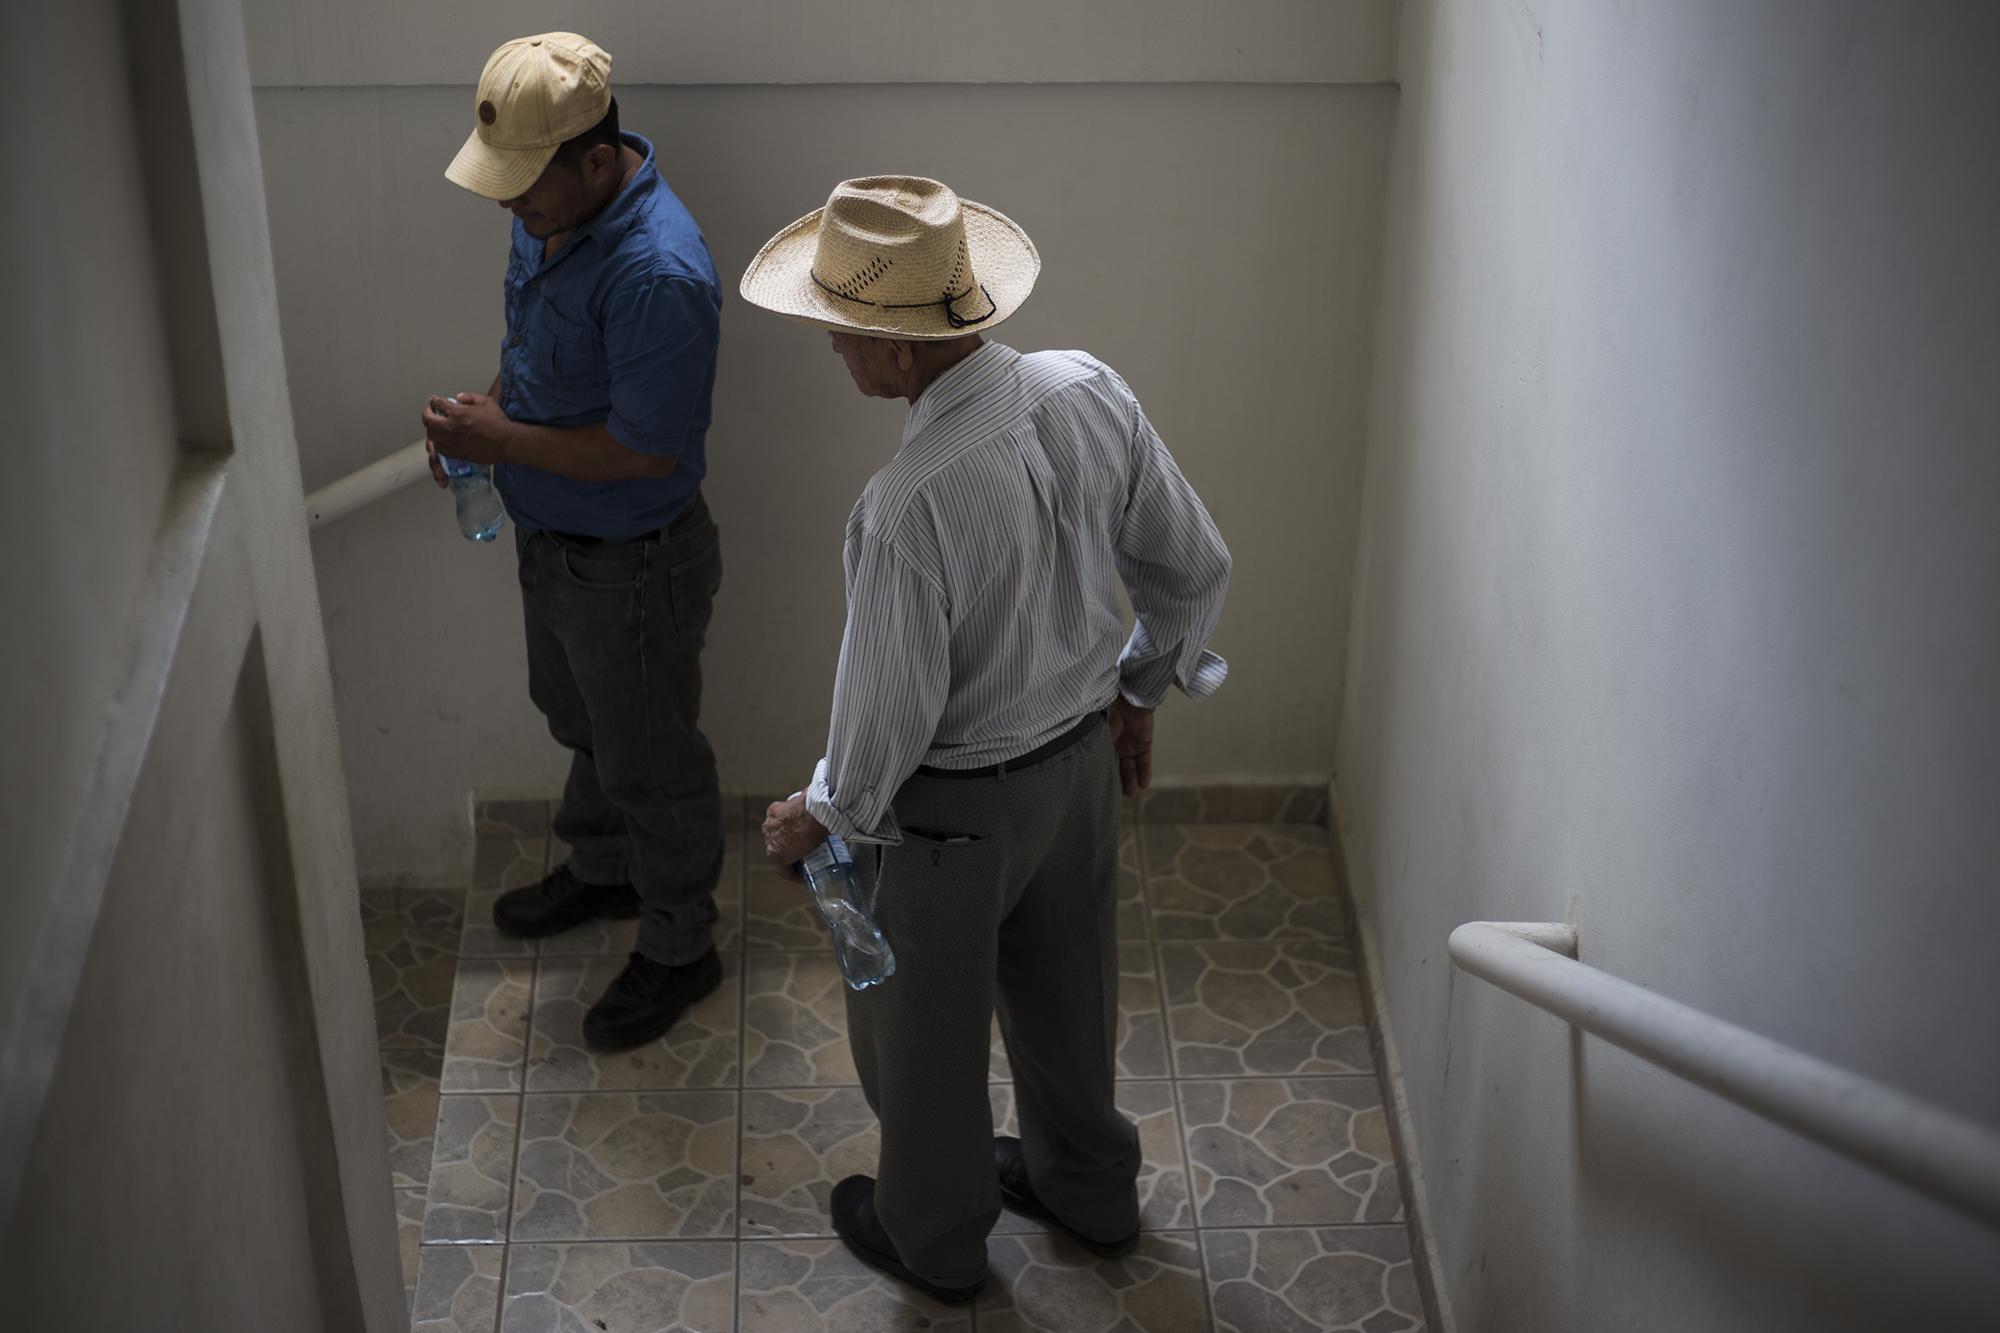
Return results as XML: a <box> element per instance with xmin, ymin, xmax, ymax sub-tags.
<box><xmin>490</xmin><ymin>416</ymin><xmax>532</xmax><ymax>468</ymax></box>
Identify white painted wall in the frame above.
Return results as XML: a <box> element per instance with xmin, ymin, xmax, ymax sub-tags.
<box><xmin>5</xmin><ymin>0</ymin><xmax>402</xmax><ymax>1323</ymax></box>
<box><xmin>1340</xmin><ymin>1</ymin><xmax>2000</xmax><ymax>1328</ymax></box>
<box><xmin>255</xmin><ymin>26</ymin><xmax>1395</xmax><ymax>882</ymax></box>
<box><xmin>0</xmin><ymin>0</ymin><xmax>184</xmax><ymax>998</ymax></box>
<box><xmin>245</xmin><ymin>0</ymin><xmax>1398</xmax><ymax>86</ymax></box>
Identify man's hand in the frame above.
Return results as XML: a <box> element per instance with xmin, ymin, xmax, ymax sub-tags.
<box><xmin>421</xmin><ymin>392</ymin><xmax>512</xmax><ymax>471</ymax></box>
<box><xmin>762</xmin><ymin>794</ymin><xmax>829</xmax><ymax>883</ymax></box>
<box><xmin>1109</xmin><ymin>697</ymin><xmax>1156</xmax><ymax>797</ymax></box>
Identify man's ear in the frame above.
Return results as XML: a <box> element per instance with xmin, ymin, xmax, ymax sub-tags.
<box><xmin>894</xmin><ymin>341</ymin><xmax>916</xmax><ymax>373</ymax></box>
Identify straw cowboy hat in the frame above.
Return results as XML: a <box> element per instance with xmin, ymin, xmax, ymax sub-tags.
<box><xmin>740</xmin><ymin>176</ymin><xmax>1039</xmax><ymax>340</ymax></box>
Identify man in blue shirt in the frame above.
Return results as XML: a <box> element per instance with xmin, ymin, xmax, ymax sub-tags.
<box><xmin>422</xmin><ymin>32</ymin><xmax>725</xmax><ymax>1051</ymax></box>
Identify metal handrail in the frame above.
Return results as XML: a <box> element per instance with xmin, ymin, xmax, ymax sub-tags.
<box><xmin>1448</xmin><ymin>920</ymin><xmax>2000</xmax><ymax>1230</ymax></box>
<box><xmin>305</xmin><ymin>441</ymin><xmax>430</xmax><ymax>529</ymax></box>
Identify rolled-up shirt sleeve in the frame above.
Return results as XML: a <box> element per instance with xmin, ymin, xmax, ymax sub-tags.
<box><xmin>602</xmin><ymin>270</ymin><xmax>720</xmax><ymax>459</ymax></box>
<box><xmin>805</xmin><ymin>532</ymin><xmax>951</xmax><ymax>844</ymax></box>
<box><xmin>1115</xmin><ymin>401</ymin><xmax>1232</xmax><ymax>708</ymax></box>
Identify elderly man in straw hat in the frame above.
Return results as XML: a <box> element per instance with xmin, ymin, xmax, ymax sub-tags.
<box><xmin>747</xmin><ymin>177</ymin><xmax>1231</xmax><ymax>1302</ymax></box>
<box><xmin>421</xmin><ymin>33</ymin><xmax>728</xmax><ymax>1053</ymax></box>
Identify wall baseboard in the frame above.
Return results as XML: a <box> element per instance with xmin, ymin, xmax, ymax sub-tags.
<box><xmin>1329</xmin><ymin>777</ymin><xmax>1458</xmax><ymax>1333</ymax></box>
<box><xmin>473</xmin><ymin>780</ymin><xmax>1334</xmax><ymax>834</ymax></box>
<box><xmin>355</xmin><ymin>871</ymin><xmax>463</xmax><ymax>893</ymax></box>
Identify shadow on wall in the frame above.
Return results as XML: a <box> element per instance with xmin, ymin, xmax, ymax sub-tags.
<box><xmin>1570</xmin><ymin>1059</ymin><xmax>1993</xmax><ymax>1330</ymax></box>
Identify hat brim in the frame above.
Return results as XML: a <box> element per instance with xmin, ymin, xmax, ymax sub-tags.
<box><xmin>444</xmin><ymin>127</ymin><xmax>558</xmax><ymax>201</ymax></box>
<box><xmin>739</xmin><ymin>200</ymin><xmax>1040</xmax><ymax>341</ymax></box>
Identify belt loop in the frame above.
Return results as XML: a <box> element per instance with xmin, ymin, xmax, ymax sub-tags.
<box><xmin>995</xmin><ymin>758</ymin><xmax>1008</xmax><ymax>783</ymax></box>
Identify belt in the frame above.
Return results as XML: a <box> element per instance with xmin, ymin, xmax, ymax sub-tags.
<box><xmin>554</xmin><ymin>493</ymin><xmax>708</xmax><ymax>547</ymax></box>
<box><xmin>915</xmin><ymin>711</ymin><xmax>1105</xmax><ymax>780</ymax></box>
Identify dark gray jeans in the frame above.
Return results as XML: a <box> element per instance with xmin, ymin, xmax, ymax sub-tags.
<box><xmin>515</xmin><ymin>496</ymin><xmax>724</xmax><ymax>966</ymax></box>
<box><xmin>845</xmin><ymin>719</ymin><xmax>1140</xmax><ymax>1288</ymax></box>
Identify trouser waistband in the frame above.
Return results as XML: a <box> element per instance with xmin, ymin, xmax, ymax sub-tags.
<box><xmin>914</xmin><ymin>710</ymin><xmax>1105</xmax><ymax>780</ymax></box>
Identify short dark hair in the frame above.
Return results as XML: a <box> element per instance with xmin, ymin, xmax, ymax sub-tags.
<box><xmin>552</xmin><ymin>97</ymin><xmax>620</xmax><ymax>174</ymax></box>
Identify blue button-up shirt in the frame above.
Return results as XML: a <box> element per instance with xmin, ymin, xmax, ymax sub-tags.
<box><xmin>494</xmin><ymin>133</ymin><xmax>721</xmax><ymax>539</ymax></box>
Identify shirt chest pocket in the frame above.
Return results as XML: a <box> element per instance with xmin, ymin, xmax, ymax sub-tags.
<box><xmin>538</xmin><ymin>299</ymin><xmax>609</xmax><ymax>394</ymax></box>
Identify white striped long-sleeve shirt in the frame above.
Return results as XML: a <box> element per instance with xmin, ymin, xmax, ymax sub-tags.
<box><xmin>805</xmin><ymin>341</ymin><xmax>1230</xmax><ymax>843</ymax></box>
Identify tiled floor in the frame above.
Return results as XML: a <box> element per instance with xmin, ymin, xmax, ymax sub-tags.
<box><xmin>364</xmin><ymin>793</ymin><xmax>1425</xmax><ymax>1332</ymax></box>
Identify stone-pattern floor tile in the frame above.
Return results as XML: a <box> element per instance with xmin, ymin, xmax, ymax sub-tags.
<box><xmin>979</xmin><ymin>1231</ymin><xmax>1208</xmax><ymax>1332</ymax></box>
<box><xmin>745</xmin><ymin>863</ymin><xmax>834</xmax><ymax>951</ymax></box>
<box><xmin>424</xmin><ymin>1093</ymin><xmax>522</xmax><ymax>1243</ymax></box>
<box><xmin>739</xmin><ymin>1087</ymin><xmax>879</xmax><ymax>1239</ymax></box>
<box><xmin>528</xmin><ymin>955</ymin><xmax>741</xmax><ymax>1091</ymax></box>
<box><xmin>743</xmin><ymin>952</ymin><xmax>858</xmax><ymax>1086</ymax></box>
<box><xmin>987</xmin><ymin>1082</ymin><xmax>1191</xmax><ymax>1234</ymax></box>
<box><xmin>477</xmin><ymin>795</ymin><xmax>553</xmax><ymax>838</ymax></box>
<box><xmin>501</xmin><ymin>1241</ymin><xmax>735</xmax><ymax>1333</ymax></box>
<box><xmin>1204</xmin><ymin>1227</ymin><xmax>1423</xmax><ymax>1333</ymax></box>
<box><xmin>1179</xmin><ymin>1077</ymin><xmax>1403</xmax><ymax>1227</ymax></box>
<box><xmin>395</xmin><ymin>1188</ymin><xmax>427</xmax><ymax>1310</ymax></box>
<box><xmin>513</xmin><ymin>1092</ymin><xmax>737</xmax><ymax>1241</ymax></box>
<box><xmin>367</xmin><ymin>924</ymin><xmax>458</xmax><ymax>1048</ymax></box>
<box><xmin>740</xmin><ymin>1238</ymin><xmax>972</xmax><ymax>1331</ymax></box>
<box><xmin>477</xmin><ymin>836</ymin><xmax>551</xmax><ymax>892</ymax></box>
<box><xmin>1144</xmin><ymin>824</ymin><xmax>1344</xmax><ymax>942</ymax></box>
<box><xmin>441</xmin><ymin>958</ymin><xmax>535</xmax><ymax>1092</ymax></box>
<box><xmin>462</xmin><ymin>837</ymin><xmax>547</xmax><ymax>959</ymax></box>
<box><xmin>412</xmin><ymin>1243</ymin><xmax>504</xmax><ymax>1332</ymax></box>
<box><xmin>1117</xmin><ymin>828</ymin><xmax>1147</xmax><ymax>941</ymax></box>
<box><xmin>1140</xmin><ymin>784</ymin><xmax>1324</xmax><ymax>825</ymax></box>
<box><xmin>1279</xmin><ymin>786</ymin><xmax>1330</xmax><ymax>826</ymax></box>
<box><xmin>1161</xmin><ymin>941</ymin><xmax>1372</xmax><ymax>1076</ymax></box>
<box><xmin>360</xmin><ymin>887</ymin><xmax>400</xmax><ymax>929</ymax></box>
<box><xmin>537</xmin><ymin>907</ymin><xmax>640</xmax><ymax>959</ymax></box>
<box><xmin>989</xmin><ymin>945</ymin><xmax>1168</xmax><ymax>1082</ymax></box>
<box><xmin>541</xmin><ymin>834</ymin><xmax>745</xmax><ymax>957</ymax></box>
<box><xmin>1114</xmin><ymin>1082</ymin><xmax>1193</xmax><ymax>1233</ymax></box>
<box><xmin>382</xmin><ymin>1047</ymin><xmax>444</xmax><ymax>1188</ymax></box>
<box><xmin>405</xmin><ymin>887</ymin><xmax>469</xmax><ymax>936</ymax></box>
<box><xmin>389</xmin><ymin>776</ymin><xmax>1413</xmax><ymax>1333</ymax></box>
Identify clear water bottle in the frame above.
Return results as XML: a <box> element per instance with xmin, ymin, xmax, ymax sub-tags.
<box><xmin>440</xmin><ymin>453</ymin><xmax>505</xmax><ymax>542</ymax></box>
<box><xmin>797</xmin><ymin>834</ymin><xmax>895</xmax><ymax>990</ymax></box>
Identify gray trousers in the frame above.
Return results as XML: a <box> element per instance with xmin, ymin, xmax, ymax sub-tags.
<box><xmin>846</xmin><ymin>718</ymin><xmax>1141</xmax><ymax>1288</ymax></box>
<box><xmin>515</xmin><ymin>497</ymin><xmax>724</xmax><ymax>966</ymax></box>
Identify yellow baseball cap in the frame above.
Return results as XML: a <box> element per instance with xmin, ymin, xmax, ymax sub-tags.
<box><xmin>445</xmin><ymin>33</ymin><xmax>612</xmax><ymax>200</ymax></box>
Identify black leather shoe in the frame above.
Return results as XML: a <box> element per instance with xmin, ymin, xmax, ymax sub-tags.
<box><xmin>830</xmin><ymin>1176</ymin><xmax>985</xmax><ymax>1306</ymax></box>
<box><xmin>492</xmin><ymin>864</ymin><xmax>641</xmax><ymax>939</ymax></box>
<box><xmin>581</xmin><ymin>948</ymin><xmax>722</xmax><ymax>1053</ymax></box>
<box><xmin>994</xmin><ymin>1135</ymin><xmax>1139</xmax><ymax>1260</ymax></box>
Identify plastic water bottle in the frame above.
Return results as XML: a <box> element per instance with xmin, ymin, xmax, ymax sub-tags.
<box><xmin>797</xmin><ymin>835</ymin><xmax>895</xmax><ymax>990</ymax></box>
<box><xmin>440</xmin><ymin>453</ymin><xmax>505</xmax><ymax>542</ymax></box>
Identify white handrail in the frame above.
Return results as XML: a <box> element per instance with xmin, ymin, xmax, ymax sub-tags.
<box><xmin>305</xmin><ymin>441</ymin><xmax>430</xmax><ymax>529</ymax></box>
<box><xmin>1448</xmin><ymin>920</ymin><xmax>2000</xmax><ymax>1230</ymax></box>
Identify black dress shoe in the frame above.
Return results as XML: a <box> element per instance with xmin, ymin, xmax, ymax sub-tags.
<box><xmin>582</xmin><ymin>948</ymin><xmax>722</xmax><ymax>1053</ymax></box>
<box><xmin>830</xmin><ymin>1176</ymin><xmax>985</xmax><ymax>1306</ymax></box>
<box><xmin>492</xmin><ymin>864</ymin><xmax>641</xmax><ymax>939</ymax></box>
<box><xmin>994</xmin><ymin>1135</ymin><xmax>1139</xmax><ymax>1260</ymax></box>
